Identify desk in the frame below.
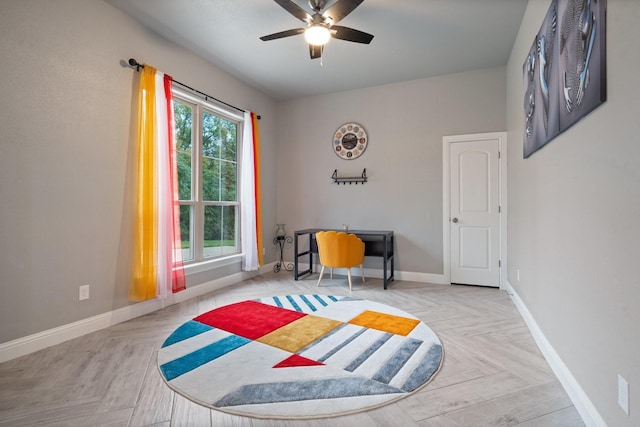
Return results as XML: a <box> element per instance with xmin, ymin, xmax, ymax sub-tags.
<box><xmin>293</xmin><ymin>229</ymin><xmax>395</xmax><ymax>289</ymax></box>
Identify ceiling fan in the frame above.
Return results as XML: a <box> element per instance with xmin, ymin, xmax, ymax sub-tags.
<box><xmin>260</xmin><ymin>0</ymin><xmax>374</xmax><ymax>59</ymax></box>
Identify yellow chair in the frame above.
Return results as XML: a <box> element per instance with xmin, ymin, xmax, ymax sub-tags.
<box><xmin>315</xmin><ymin>231</ymin><xmax>365</xmax><ymax>292</ymax></box>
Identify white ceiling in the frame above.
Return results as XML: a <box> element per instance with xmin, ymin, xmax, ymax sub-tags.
<box><xmin>106</xmin><ymin>0</ymin><xmax>528</xmax><ymax>101</ymax></box>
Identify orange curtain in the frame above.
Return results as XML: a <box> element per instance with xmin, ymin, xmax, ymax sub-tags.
<box><xmin>240</xmin><ymin>111</ymin><xmax>263</xmax><ymax>270</ymax></box>
<box><xmin>252</xmin><ymin>113</ymin><xmax>264</xmax><ymax>267</ymax></box>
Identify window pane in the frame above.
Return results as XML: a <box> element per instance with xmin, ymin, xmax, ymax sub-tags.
<box><xmin>222</xmin><ymin>205</ymin><xmax>237</xmax><ymax>244</ymax></box>
<box><xmin>180</xmin><ymin>204</ymin><xmax>193</xmax><ymax>261</ymax></box>
<box><xmin>177</xmin><ymin>151</ymin><xmax>192</xmax><ymax>201</ymax></box>
<box><xmin>220</xmin><ymin>121</ymin><xmax>237</xmax><ymax>161</ymax></box>
<box><xmin>221</xmin><ymin>160</ymin><xmax>236</xmax><ymax>201</ymax></box>
<box><xmin>174</xmin><ymin>101</ymin><xmax>192</xmax><ymax>200</ymax></box>
<box><xmin>202</xmin><ymin>157</ymin><xmax>220</xmax><ymax>202</ymax></box>
<box><xmin>203</xmin><ymin>205</ymin><xmax>237</xmax><ymax>257</ymax></box>
<box><xmin>202</xmin><ymin>111</ymin><xmax>221</xmax><ymax>159</ymax></box>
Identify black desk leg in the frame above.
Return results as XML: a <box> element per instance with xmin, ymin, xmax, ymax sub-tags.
<box><xmin>383</xmin><ymin>236</ymin><xmax>388</xmax><ymax>289</ymax></box>
<box><xmin>294</xmin><ymin>233</ymin><xmax>299</xmax><ymax>280</ymax></box>
<box><xmin>390</xmin><ymin>235</ymin><xmax>394</xmax><ymax>283</ymax></box>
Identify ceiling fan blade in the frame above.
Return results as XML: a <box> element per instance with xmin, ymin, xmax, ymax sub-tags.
<box><xmin>260</xmin><ymin>28</ymin><xmax>305</xmax><ymax>41</ymax></box>
<box><xmin>309</xmin><ymin>44</ymin><xmax>323</xmax><ymax>59</ymax></box>
<box><xmin>323</xmin><ymin>0</ymin><xmax>365</xmax><ymax>23</ymax></box>
<box><xmin>331</xmin><ymin>26</ymin><xmax>374</xmax><ymax>44</ymax></box>
<box><xmin>273</xmin><ymin>0</ymin><xmax>312</xmax><ymax>23</ymax></box>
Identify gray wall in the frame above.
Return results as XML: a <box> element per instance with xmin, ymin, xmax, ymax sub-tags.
<box><xmin>0</xmin><ymin>0</ymin><xmax>277</xmax><ymax>344</ymax></box>
<box><xmin>506</xmin><ymin>0</ymin><xmax>640</xmax><ymax>425</ymax></box>
<box><xmin>275</xmin><ymin>68</ymin><xmax>506</xmax><ymax>274</ymax></box>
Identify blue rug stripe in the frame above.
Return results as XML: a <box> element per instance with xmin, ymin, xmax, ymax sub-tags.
<box><xmin>160</xmin><ymin>335</ymin><xmax>250</xmax><ymax>381</ymax></box>
<box><xmin>161</xmin><ymin>320</ymin><xmax>213</xmax><ymax>348</ymax></box>
<box><xmin>401</xmin><ymin>344</ymin><xmax>443</xmax><ymax>392</ymax></box>
<box><xmin>317</xmin><ymin>327</ymin><xmax>367</xmax><ymax>363</ymax></box>
<box><xmin>312</xmin><ymin>294</ymin><xmax>329</xmax><ymax>306</ymax></box>
<box><xmin>286</xmin><ymin>295</ymin><xmax>303</xmax><ymax>312</ymax></box>
<box><xmin>214</xmin><ymin>377</ymin><xmax>403</xmax><ymax>407</ymax></box>
<box><xmin>299</xmin><ymin>294</ymin><xmax>317</xmax><ymax>312</ymax></box>
<box><xmin>372</xmin><ymin>338</ymin><xmax>423</xmax><ymax>384</ymax></box>
<box><xmin>264</xmin><ymin>295</ymin><xmax>337</xmax><ymax>312</ymax></box>
<box><xmin>344</xmin><ymin>333</ymin><xmax>393</xmax><ymax>372</ymax></box>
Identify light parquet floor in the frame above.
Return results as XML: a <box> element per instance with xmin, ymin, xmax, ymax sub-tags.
<box><xmin>0</xmin><ymin>272</ymin><xmax>585</xmax><ymax>426</ymax></box>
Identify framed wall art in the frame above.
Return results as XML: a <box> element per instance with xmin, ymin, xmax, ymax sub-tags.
<box><xmin>523</xmin><ymin>0</ymin><xmax>606</xmax><ymax>158</ymax></box>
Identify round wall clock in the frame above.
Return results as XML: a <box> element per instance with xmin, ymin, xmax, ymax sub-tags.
<box><xmin>333</xmin><ymin>122</ymin><xmax>368</xmax><ymax>160</ymax></box>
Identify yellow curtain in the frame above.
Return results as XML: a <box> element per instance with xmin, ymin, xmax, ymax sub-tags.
<box><xmin>129</xmin><ymin>66</ymin><xmax>158</xmax><ymax>301</ymax></box>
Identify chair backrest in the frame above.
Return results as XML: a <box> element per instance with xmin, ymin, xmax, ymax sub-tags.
<box><xmin>315</xmin><ymin>231</ymin><xmax>365</xmax><ymax>268</ymax></box>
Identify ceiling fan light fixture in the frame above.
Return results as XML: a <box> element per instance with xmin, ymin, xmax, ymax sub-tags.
<box><xmin>304</xmin><ymin>25</ymin><xmax>331</xmax><ymax>45</ymax></box>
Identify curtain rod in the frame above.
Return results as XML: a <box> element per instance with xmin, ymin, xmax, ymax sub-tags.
<box><xmin>127</xmin><ymin>58</ymin><xmax>260</xmax><ymax>120</ymax></box>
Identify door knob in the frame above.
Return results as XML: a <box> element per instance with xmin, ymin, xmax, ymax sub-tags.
<box><xmin>452</xmin><ymin>217</ymin><xmax>459</xmax><ymax>223</ymax></box>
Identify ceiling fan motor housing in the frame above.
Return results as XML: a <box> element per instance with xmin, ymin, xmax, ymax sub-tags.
<box><xmin>309</xmin><ymin>0</ymin><xmax>328</xmax><ymax>12</ymax></box>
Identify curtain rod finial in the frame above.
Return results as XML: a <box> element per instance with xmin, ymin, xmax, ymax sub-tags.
<box><xmin>128</xmin><ymin>58</ymin><xmax>143</xmax><ymax>71</ymax></box>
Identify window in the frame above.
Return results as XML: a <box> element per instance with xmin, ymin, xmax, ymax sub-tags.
<box><xmin>173</xmin><ymin>89</ymin><xmax>243</xmax><ymax>264</ymax></box>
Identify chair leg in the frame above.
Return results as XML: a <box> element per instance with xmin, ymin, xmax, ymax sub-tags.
<box><xmin>316</xmin><ymin>266</ymin><xmax>325</xmax><ymax>287</ymax></box>
<box><xmin>330</xmin><ymin>267</ymin><xmax>333</xmax><ymax>279</ymax></box>
<box><xmin>360</xmin><ymin>264</ymin><xmax>365</xmax><ymax>283</ymax></box>
<box><xmin>347</xmin><ymin>268</ymin><xmax>353</xmax><ymax>292</ymax></box>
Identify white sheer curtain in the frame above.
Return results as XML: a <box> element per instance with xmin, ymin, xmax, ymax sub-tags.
<box><xmin>240</xmin><ymin>111</ymin><xmax>259</xmax><ymax>271</ymax></box>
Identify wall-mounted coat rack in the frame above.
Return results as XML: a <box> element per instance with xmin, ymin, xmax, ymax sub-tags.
<box><xmin>331</xmin><ymin>169</ymin><xmax>367</xmax><ymax>185</ymax></box>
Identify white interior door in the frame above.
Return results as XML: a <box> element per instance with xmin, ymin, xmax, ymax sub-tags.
<box><xmin>450</xmin><ymin>138</ymin><xmax>500</xmax><ymax>287</ymax></box>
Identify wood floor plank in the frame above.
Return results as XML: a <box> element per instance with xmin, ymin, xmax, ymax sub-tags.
<box><xmin>209</xmin><ymin>409</ymin><xmax>253</xmax><ymax>427</ymax></box>
<box><xmin>0</xmin><ymin>396</ymin><xmax>102</xmax><ymax>427</ymax></box>
<box><xmin>0</xmin><ymin>273</ymin><xmax>586</xmax><ymax>426</ymax></box>
<box><xmin>422</xmin><ymin>381</ymin><xmax>579</xmax><ymax>427</ymax></box>
<box><xmin>517</xmin><ymin>406</ymin><xmax>585</xmax><ymax>427</ymax></box>
<box><xmin>95</xmin><ymin>342</ymin><xmax>155</xmax><ymax>413</ymax></box>
<box><xmin>170</xmin><ymin>393</ymin><xmax>212</xmax><ymax>427</ymax></box>
<box><xmin>128</xmin><ymin>351</ymin><xmax>173</xmax><ymax>426</ymax></box>
<box><xmin>398</xmin><ymin>371</ymin><xmax>532</xmax><ymax>421</ymax></box>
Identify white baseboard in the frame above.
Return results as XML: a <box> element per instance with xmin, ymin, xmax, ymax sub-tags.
<box><xmin>0</xmin><ymin>266</ymin><xmax>269</xmax><ymax>364</ymax></box>
<box><xmin>503</xmin><ymin>280</ymin><xmax>606</xmax><ymax>427</ymax></box>
<box><xmin>395</xmin><ymin>270</ymin><xmax>447</xmax><ymax>284</ymax></box>
<box><xmin>297</xmin><ymin>263</ymin><xmax>447</xmax><ymax>285</ymax></box>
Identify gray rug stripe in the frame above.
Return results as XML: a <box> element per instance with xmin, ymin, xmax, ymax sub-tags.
<box><xmin>213</xmin><ymin>377</ymin><xmax>404</xmax><ymax>407</ymax></box>
<box><xmin>344</xmin><ymin>332</ymin><xmax>393</xmax><ymax>372</ymax></box>
<box><xmin>372</xmin><ymin>337</ymin><xmax>423</xmax><ymax>384</ymax></box>
<box><xmin>401</xmin><ymin>344</ymin><xmax>443</xmax><ymax>392</ymax></box>
<box><xmin>317</xmin><ymin>327</ymin><xmax>367</xmax><ymax>363</ymax></box>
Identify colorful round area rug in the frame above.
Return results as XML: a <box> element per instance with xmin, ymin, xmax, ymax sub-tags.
<box><xmin>157</xmin><ymin>295</ymin><xmax>443</xmax><ymax>419</ymax></box>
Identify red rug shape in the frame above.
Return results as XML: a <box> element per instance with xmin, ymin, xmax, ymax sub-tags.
<box><xmin>194</xmin><ymin>300</ymin><xmax>306</xmax><ymax>340</ymax></box>
<box><xmin>273</xmin><ymin>354</ymin><xmax>324</xmax><ymax>368</ymax></box>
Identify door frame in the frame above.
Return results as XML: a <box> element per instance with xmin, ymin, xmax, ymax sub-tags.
<box><xmin>443</xmin><ymin>132</ymin><xmax>508</xmax><ymax>289</ymax></box>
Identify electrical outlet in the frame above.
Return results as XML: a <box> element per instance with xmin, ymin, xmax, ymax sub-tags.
<box><xmin>618</xmin><ymin>374</ymin><xmax>630</xmax><ymax>415</ymax></box>
<box><xmin>79</xmin><ymin>285</ymin><xmax>90</xmax><ymax>301</ymax></box>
